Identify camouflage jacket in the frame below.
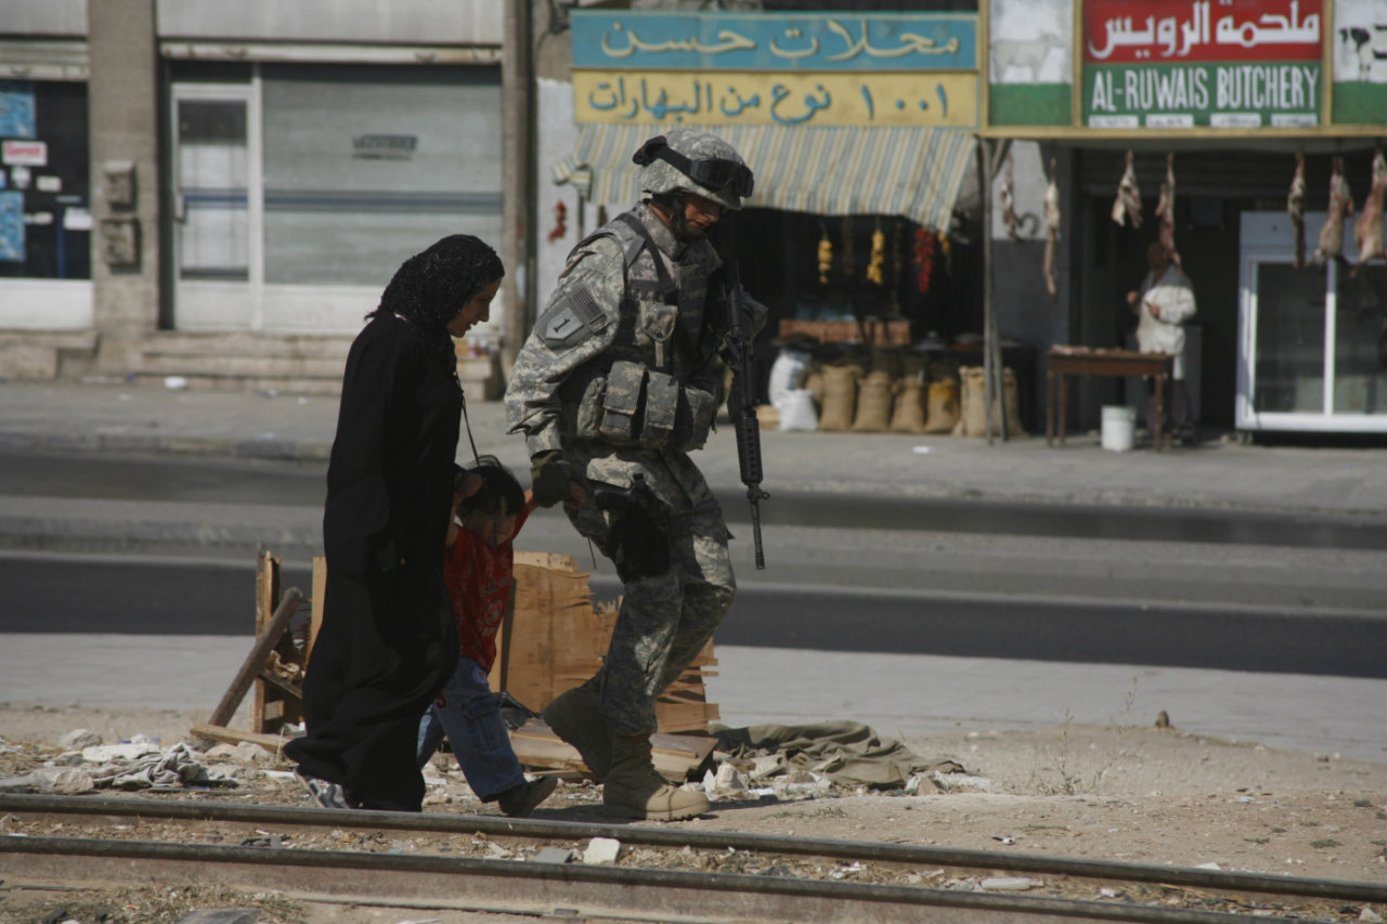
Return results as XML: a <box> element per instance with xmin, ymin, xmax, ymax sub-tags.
<box><xmin>506</xmin><ymin>204</ymin><xmax>743</xmax><ymax>458</ymax></box>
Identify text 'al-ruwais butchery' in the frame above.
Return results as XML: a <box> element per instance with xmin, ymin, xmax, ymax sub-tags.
<box><xmin>1090</xmin><ymin>63</ymin><xmax>1319</xmax><ymax>113</ymax></box>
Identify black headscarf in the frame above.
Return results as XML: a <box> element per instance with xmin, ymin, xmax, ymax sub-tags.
<box><xmin>371</xmin><ymin>234</ymin><xmax>505</xmax><ymax>368</ymax></box>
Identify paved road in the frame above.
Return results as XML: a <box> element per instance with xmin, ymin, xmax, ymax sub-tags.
<box><xmin>4</xmin><ymin>551</ymin><xmax>1384</xmax><ymax>680</ymax></box>
<box><xmin>2</xmin><ymin>432</ymin><xmax>1384</xmax><ymax>764</ymax></box>
<box><xmin>4</xmin><ymin>450</ymin><xmax>1385</xmax><ymax>616</ymax></box>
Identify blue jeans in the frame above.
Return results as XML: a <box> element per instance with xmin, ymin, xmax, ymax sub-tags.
<box><xmin>416</xmin><ymin>656</ymin><xmax>526</xmax><ymax>801</ymax></box>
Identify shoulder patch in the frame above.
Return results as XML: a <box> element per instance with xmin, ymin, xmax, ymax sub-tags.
<box><xmin>540</xmin><ymin>286</ymin><xmax>610</xmax><ymax>349</ymax></box>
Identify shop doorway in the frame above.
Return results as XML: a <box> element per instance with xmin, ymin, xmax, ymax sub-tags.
<box><xmin>169</xmin><ymin>82</ymin><xmax>262</xmax><ymax>331</ymax></box>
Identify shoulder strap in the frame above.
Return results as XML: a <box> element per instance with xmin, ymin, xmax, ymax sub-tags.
<box><xmin>614</xmin><ymin>212</ymin><xmax>676</xmax><ymax>300</ymax></box>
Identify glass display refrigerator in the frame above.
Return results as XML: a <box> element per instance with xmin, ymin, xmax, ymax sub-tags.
<box><xmin>1238</xmin><ymin>212</ymin><xmax>1387</xmax><ymax>433</ymax></box>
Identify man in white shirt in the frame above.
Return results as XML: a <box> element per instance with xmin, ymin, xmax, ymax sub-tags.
<box><xmin>1127</xmin><ymin>241</ymin><xmax>1196</xmax><ymax>442</ymax></box>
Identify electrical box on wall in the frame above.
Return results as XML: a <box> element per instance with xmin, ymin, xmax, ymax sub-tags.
<box><xmin>100</xmin><ymin>217</ymin><xmax>139</xmax><ymax>267</ymax></box>
<box><xmin>101</xmin><ymin>160</ymin><xmax>136</xmax><ymax>208</ymax></box>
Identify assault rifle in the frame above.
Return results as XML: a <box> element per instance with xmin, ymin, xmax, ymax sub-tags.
<box><xmin>716</xmin><ymin>223</ymin><xmax>768</xmax><ymax>570</ymax></box>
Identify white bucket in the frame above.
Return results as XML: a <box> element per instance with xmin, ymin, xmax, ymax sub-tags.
<box><xmin>1101</xmin><ymin>405</ymin><xmax>1137</xmax><ymax>452</ymax></box>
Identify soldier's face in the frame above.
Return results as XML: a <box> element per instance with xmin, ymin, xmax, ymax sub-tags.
<box><xmin>682</xmin><ymin>193</ymin><xmax>723</xmax><ymax>235</ymax></box>
<box><xmin>448</xmin><ymin>278</ymin><xmax>501</xmax><ymax>338</ymax></box>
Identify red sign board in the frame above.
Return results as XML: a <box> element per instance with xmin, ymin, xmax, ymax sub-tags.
<box><xmin>1</xmin><ymin>140</ymin><xmax>47</xmax><ymax>167</ymax></box>
<box><xmin>1084</xmin><ymin>0</ymin><xmax>1322</xmax><ymax>64</ymax></box>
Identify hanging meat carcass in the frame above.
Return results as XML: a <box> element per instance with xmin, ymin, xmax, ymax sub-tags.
<box><xmin>1313</xmin><ymin>157</ymin><xmax>1354</xmax><ymax>266</ymax></box>
<box><xmin>1154</xmin><ymin>153</ymin><xmax>1177</xmax><ymax>263</ymax></box>
<box><xmin>1043</xmin><ymin>157</ymin><xmax>1061</xmax><ymax>299</ymax></box>
<box><xmin>1352</xmin><ymin>150</ymin><xmax>1387</xmax><ymax>277</ymax></box>
<box><xmin>1000</xmin><ymin>151</ymin><xmax>1020</xmax><ymax>241</ymax></box>
<box><xmin>1287</xmin><ymin>152</ymin><xmax>1306</xmax><ymax>270</ymax></box>
<box><xmin>1110</xmin><ymin>150</ymin><xmax>1142</xmax><ymax>229</ymax></box>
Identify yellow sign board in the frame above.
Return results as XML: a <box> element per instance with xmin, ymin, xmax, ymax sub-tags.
<box><xmin>575</xmin><ymin>70</ymin><xmax>977</xmax><ymax>127</ymax></box>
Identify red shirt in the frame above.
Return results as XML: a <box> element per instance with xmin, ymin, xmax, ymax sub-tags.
<box><xmin>442</xmin><ymin>506</ymin><xmax>530</xmax><ymax>672</ymax></box>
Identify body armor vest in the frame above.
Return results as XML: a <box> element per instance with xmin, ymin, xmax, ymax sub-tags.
<box><xmin>561</xmin><ymin>209</ymin><xmax>724</xmax><ymax>452</ymax></box>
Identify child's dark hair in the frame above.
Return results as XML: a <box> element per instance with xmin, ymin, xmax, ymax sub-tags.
<box><xmin>455</xmin><ymin>455</ymin><xmax>524</xmax><ymax>518</ymax></box>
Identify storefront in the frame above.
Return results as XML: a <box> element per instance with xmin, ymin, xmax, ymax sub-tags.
<box><xmin>984</xmin><ymin>0</ymin><xmax>1387</xmax><ymax>435</ymax></box>
<box><xmin>164</xmin><ymin>60</ymin><xmax>501</xmax><ymax>335</ymax></box>
<box><xmin>535</xmin><ymin>6</ymin><xmax>986</xmax><ymax>419</ymax></box>
<box><xmin>0</xmin><ymin>0</ymin><xmax>505</xmax><ymax>388</ymax></box>
<box><xmin>0</xmin><ymin>64</ymin><xmax>93</xmax><ymax>335</ymax></box>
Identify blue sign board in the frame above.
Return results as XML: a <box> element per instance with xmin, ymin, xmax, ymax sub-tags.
<box><xmin>0</xmin><ymin>191</ymin><xmax>25</xmax><ymax>262</ymax></box>
<box><xmin>572</xmin><ymin>11</ymin><xmax>976</xmax><ymax>72</ymax></box>
<box><xmin>0</xmin><ymin>81</ymin><xmax>37</xmax><ymax>139</ymax></box>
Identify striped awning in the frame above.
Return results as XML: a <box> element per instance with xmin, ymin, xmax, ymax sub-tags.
<box><xmin>553</xmin><ymin>123</ymin><xmax>975</xmax><ymax>232</ymax></box>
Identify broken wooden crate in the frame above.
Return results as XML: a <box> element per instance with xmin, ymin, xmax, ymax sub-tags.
<box><xmin>195</xmin><ymin>549</ymin><xmax>718</xmax><ymax>779</ymax></box>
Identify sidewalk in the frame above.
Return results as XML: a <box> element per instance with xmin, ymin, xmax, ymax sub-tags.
<box><xmin>3</xmin><ymin>379</ymin><xmax>1386</xmax><ymax>518</ymax></box>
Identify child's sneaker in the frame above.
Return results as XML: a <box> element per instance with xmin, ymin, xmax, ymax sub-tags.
<box><xmin>295</xmin><ymin>768</ymin><xmax>352</xmax><ymax>810</ymax></box>
<box><xmin>497</xmin><ymin>776</ymin><xmax>558</xmax><ymax>818</ymax></box>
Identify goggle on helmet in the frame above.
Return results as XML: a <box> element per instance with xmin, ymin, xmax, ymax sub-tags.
<box><xmin>633</xmin><ymin>133</ymin><xmax>754</xmax><ymax>211</ymax></box>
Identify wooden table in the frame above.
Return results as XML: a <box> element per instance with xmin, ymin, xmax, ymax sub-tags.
<box><xmin>1046</xmin><ymin>348</ymin><xmax>1174</xmax><ymax>451</ymax></box>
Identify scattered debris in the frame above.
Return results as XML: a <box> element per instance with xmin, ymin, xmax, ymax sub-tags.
<box><xmin>583</xmin><ymin>837</ymin><xmax>622</xmax><ymax>865</ymax></box>
<box><xmin>82</xmin><ymin>742</ymin><xmax>161</xmax><ymax>763</ymax></box>
<box><xmin>532</xmin><ymin>846</ymin><xmax>574</xmax><ymax>864</ymax></box>
<box><xmin>57</xmin><ymin>729</ymin><xmax>103</xmax><ymax>750</ymax></box>
<box><xmin>981</xmin><ymin>877</ymin><xmax>1039</xmax><ymax>891</ymax></box>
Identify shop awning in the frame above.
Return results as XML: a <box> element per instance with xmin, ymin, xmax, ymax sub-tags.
<box><xmin>553</xmin><ymin>123</ymin><xmax>975</xmax><ymax>232</ymax></box>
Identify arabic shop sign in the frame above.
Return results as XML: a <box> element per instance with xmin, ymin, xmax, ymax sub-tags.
<box><xmin>1085</xmin><ymin>0</ymin><xmax>1321</xmax><ymax>62</ymax></box>
<box><xmin>575</xmin><ymin>71</ymin><xmax>977</xmax><ymax>127</ymax></box>
<box><xmin>572</xmin><ymin>11</ymin><xmax>976</xmax><ymax>72</ymax></box>
<box><xmin>1082</xmin><ymin>0</ymin><xmax>1322</xmax><ymax>128</ymax></box>
<box><xmin>571</xmin><ymin>11</ymin><xmax>978</xmax><ymax>127</ymax></box>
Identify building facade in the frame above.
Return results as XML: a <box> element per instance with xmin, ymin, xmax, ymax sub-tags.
<box><xmin>0</xmin><ymin>0</ymin><xmax>504</xmax><ymax>391</ymax></box>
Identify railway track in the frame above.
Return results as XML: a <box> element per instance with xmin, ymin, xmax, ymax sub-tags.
<box><xmin>2</xmin><ymin>793</ymin><xmax>1383</xmax><ymax>923</ymax></box>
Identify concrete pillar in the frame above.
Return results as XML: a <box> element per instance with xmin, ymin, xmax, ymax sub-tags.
<box><xmin>86</xmin><ymin>0</ymin><xmax>160</xmax><ymax>376</ymax></box>
<box><xmin>500</xmin><ymin>0</ymin><xmax>534</xmax><ymax>372</ymax></box>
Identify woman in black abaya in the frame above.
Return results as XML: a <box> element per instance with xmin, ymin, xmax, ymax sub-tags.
<box><xmin>286</xmin><ymin>235</ymin><xmax>504</xmax><ymax>812</ymax></box>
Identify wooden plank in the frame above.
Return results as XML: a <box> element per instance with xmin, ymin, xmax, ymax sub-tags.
<box><xmin>190</xmin><ymin>722</ymin><xmax>294</xmax><ymax>756</ymax></box>
<box><xmin>513</xmin><ymin>550</ymin><xmax>580</xmax><ymax>571</ymax></box>
<box><xmin>503</xmin><ymin>561</ymin><xmax>605</xmax><ymax>713</ymax></box>
<box><xmin>501</xmin><ymin>555</ymin><xmax>720</xmax><ymax>734</ymax></box>
<box><xmin>252</xmin><ymin>552</ymin><xmax>280</xmax><ymax>734</ymax></box>
<box><xmin>307</xmin><ymin>555</ymin><xmax>327</xmax><ymax>667</ymax></box>
<box><xmin>257</xmin><ymin>668</ymin><xmax>303</xmax><ymax>701</ymax></box>
<box><xmin>205</xmin><ymin>588</ymin><xmax>304</xmax><ymax>729</ymax></box>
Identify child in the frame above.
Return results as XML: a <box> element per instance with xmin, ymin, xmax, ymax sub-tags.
<box><xmin>416</xmin><ymin>456</ymin><xmax>556</xmax><ymax>817</ymax></box>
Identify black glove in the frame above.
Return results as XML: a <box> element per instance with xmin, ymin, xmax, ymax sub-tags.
<box><xmin>530</xmin><ymin>450</ymin><xmax>572</xmax><ymax>508</ymax></box>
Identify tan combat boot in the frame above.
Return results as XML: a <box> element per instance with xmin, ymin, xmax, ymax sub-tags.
<box><xmin>602</xmin><ymin>735</ymin><xmax>710</xmax><ymax>821</ymax></box>
<box><xmin>541</xmin><ymin>685</ymin><xmax>613</xmax><ymax>780</ymax></box>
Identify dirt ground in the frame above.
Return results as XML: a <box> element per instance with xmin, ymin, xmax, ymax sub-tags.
<box><xmin>3</xmin><ymin>700</ymin><xmax>1385</xmax><ymax>892</ymax></box>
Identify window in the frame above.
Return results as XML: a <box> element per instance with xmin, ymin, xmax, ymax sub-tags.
<box><xmin>1333</xmin><ymin>264</ymin><xmax>1387</xmax><ymax>415</ymax></box>
<box><xmin>0</xmin><ymin>79</ymin><xmax>89</xmax><ymax>280</ymax></box>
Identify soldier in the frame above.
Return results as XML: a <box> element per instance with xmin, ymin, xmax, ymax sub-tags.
<box><xmin>506</xmin><ymin>128</ymin><xmax>764</xmax><ymax>821</ymax></box>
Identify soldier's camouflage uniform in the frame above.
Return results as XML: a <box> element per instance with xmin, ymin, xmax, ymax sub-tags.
<box><xmin>507</xmin><ymin>201</ymin><xmax>760</xmax><ymax>737</ymax></box>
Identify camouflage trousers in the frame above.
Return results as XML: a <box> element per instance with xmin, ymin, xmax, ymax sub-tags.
<box><xmin>564</xmin><ymin>444</ymin><xmax>736</xmax><ymax>737</ymax></box>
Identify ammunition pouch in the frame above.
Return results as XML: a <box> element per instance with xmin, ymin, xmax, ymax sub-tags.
<box><xmin>570</xmin><ymin>359</ymin><xmax>716</xmax><ymax>452</ymax></box>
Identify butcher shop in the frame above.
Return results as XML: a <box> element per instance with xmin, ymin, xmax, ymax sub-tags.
<box><xmin>985</xmin><ymin>0</ymin><xmax>1387</xmax><ymax>438</ymax></box>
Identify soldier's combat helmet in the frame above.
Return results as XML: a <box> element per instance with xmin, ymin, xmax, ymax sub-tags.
<box><xmin>632</xmin><ymin>128</ymin><xmax>754</xmax><ymax>212</ymax></box>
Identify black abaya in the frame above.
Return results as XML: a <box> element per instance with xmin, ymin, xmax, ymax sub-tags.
<box><xmin>286</xmin><ymin>313</ymin><xmax>461</xmax><ymax>811</ymax></box>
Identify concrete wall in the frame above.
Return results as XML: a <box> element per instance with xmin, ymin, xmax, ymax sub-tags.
<box><xmin>87</xmin><ymin>0</ymin><xmax>161</xmax><ymax>376</ymax></box>
<box><xmin>154</xmin><ymin>0</ymin><xmax>503</xmax><ymax>45</ymax></box>
<box><xmin>0</xmin><ymin>0</ymin><xmax>87</xmax><ymax>35</ymax></box>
